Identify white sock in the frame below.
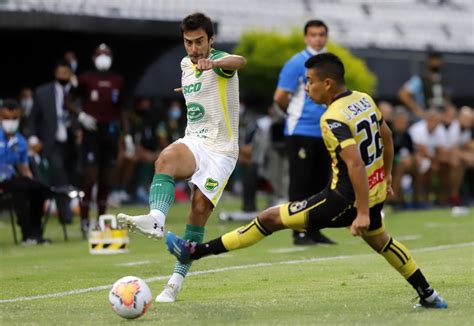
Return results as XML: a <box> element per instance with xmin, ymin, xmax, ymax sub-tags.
<box><xmin>150</xmin><ymin>209</ymin><xmax>166</xmax><ymax>225</ymax></box>
<box><xmin>424</xmin><ymin>290</ymin><xmax>438</xmax><ymax>302</ymax></box>
<box><xmin>168</xmin><ymin>273</ymin><xmax>184</xmax><ymax>287</ymax></box>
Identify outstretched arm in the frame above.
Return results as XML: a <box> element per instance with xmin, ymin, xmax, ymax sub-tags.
<box><xmin>196</xmin><ymin>55</ymin><xmax>246</xmax><ymax>71</ymax></box>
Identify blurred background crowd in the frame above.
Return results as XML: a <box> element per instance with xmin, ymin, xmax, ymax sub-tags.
<box><xmin>0</xmin><ymin>0</ymin><xmax>472</xmax><ymax>244</ymax></box>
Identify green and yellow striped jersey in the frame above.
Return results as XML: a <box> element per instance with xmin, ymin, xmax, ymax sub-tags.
<box><xmin>181</xmin><ymin>48</ymin><xmax>240</xmax><ymax>159</ymax></box>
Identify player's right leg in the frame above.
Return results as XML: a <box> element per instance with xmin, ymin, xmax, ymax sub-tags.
<box><xmin>118</xmin><ymin>143</ymin><xmax>196</xmax><ymax>239</ymax></box>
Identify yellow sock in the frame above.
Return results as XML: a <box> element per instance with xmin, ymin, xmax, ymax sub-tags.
<box><xmin>221</xmin><ymin>218</ymin><xmax>271</xmax><ymax>251</ymax></box>
<box><xmin>379</xmin><ymin>237</ymin><xmax>418</xmax><ymax>279</ymax></box>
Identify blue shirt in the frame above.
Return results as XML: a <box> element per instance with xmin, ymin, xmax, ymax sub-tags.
<box><xmin>404</xmin><ymin>75</ymin><xmax>425</xmax><ymax>109</ymax></box>
<box><xmin>0</xmin><ymin>129</ymin><xmax>28</xmax><ymax>182</ymax></box>
<box><xmin>277</xmin><ymin>49</ymin><xmax>326</xmax><ymax>138</ymax></box>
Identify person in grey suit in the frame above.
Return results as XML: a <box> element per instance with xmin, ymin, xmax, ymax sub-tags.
<box><xmin>27</xmin><ymin>60</ymin><xmax>80</xmax><ymax>224</ymax></box>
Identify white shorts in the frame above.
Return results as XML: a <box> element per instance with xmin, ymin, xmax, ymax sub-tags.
<box><xmin>176</xmin><ymin>137</ymin><xmax>237</xmax><ymax>206</ymax></box>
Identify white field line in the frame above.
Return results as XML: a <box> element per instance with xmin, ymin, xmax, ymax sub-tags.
<box><xmin>269</xmin><ymin>247</ymin><xmax>308</xmax><ymax>253</ymax></box>
<box><xmin>1</xmin><ymin>241</ymin><xmax>472</xmax><ymax>304</ymax></box>
<box><xmin>116</xmin><ymin>260</ymin><xmax>152</xmax><ymax>267</ymax></box>
<box><xmin>396</xmin><ymin>235</ymin><xmax>422</xmax><ymax>241</ymax></box>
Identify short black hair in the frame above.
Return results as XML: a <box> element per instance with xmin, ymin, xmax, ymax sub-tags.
<box><xmin>55</xmin><ymin>59</ymin><xmax>72</xmax><ymax>70</ymax></box>
<box><xmin>180</xmin><ymin>12</ymin><xmax>214</xmax><ymax>39</ymax></box>
<box><xmin>304</xmin><ymin>20</ymin><xmax>329</xmax><ymax>35</ymax></box>
<box><xmin>427</xmin><ymin>50</ymin><xmax>442</xmax><ymax>60</ymax></box>
<box><xmin>2</xmin><ymin>98</ymin><xmax>20</xmax><ymax>111</ymax></box>
<box><xmin>305</xmin><ymin>53</ymin><xmax>345</xmax><ymax>84</ymax></box>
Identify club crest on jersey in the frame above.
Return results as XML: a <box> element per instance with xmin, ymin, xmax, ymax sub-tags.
<box><xmin>187</xmin><ymin>102</ymin><xmax>205</xmax><ymax>122</ymax></box>
<box><xmin>289</xmin><ymin>200</ymin><xmax>308</xmax><ymax>213</ymax></box>
<box><xmin>204</xmin><ymin>178</ymin><xmax>219</xmax><ymax>191</ymax></box>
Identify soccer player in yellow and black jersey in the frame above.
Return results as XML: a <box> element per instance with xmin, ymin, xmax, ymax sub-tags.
<box><xmin>166</xmin><ymin>53</ymin><xmax>448</xmax><ymax>309</ymax></box>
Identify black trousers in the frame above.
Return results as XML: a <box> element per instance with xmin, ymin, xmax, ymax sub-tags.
<box><xmin>0</xmin><ymin>177</ymin><xmax>51</xmax><ymax>240</ymax></box>
<box><xmin>46</xmin><ymin>140</ymin><xmax>78</xmax><ymax>223</ymax></box>
<box><xmin>287</xmin><ymin>135</ymin><xmax>331</xmax><ymax>239</ymax></box>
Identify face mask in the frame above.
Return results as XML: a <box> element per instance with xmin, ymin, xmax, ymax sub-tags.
<box><xmin>169</xmin><ymin>107</ymin><xmax>182</xmax><ymax>120</ymax></box>
<box><xmin>95</xmin><ymin>54</ymin><xmax>112</xmax><ymax>71</ymax></box>
<box><xmin>20</xmin><ymin>98</ymin><xmax>33</xmax><ymax>115</ymax></box>
<box><xmin>2</xmin><ymin>119</ymin><xmax>20</xmax><ymax>134</ymax></box>
<box><xmin>70</xmin><ymin>60</ymin><xmax>78</xmax><ymax>73</ymax></box>
<box><xmin>56</xmin><ymin>78</ymin><xmax>69</xmax><ymax>86</ymax></box>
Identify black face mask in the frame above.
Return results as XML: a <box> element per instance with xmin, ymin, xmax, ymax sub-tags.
<box><xmin>56</xmin><ymin>78</ymin><xmax>69</xmax><ymax>86</ymax></box>
<box><xmin>429</xmin><ymin>66</ymin><xmax>440</xmax><ymax>73</ymax></box>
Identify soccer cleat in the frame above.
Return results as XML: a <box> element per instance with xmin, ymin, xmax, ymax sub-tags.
<box><xmin>117</xmin><ymin>213</ymin><xmax>164</xmax><ymax>240</ymax></box>
<box><xmin>155</xmin><ymin>283</ymin><xmax>181</xmax><ymax>303</ymax></box>
<box><xmin>415</xmin><ymin>294</ymin><xmax>448</xmax><ymax>309</ymax></box>
<box><xmin>166</xmin><ymin>232</ymin><xmax>195</xmax><ymax>264</ymax></box>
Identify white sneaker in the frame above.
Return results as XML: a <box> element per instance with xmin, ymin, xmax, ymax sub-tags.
<box><xmin>117</xmin><ymin>213</ymin><xmax>164</xmax><ymax>239</ymax></box>
<box><xmin>155</xmin><ymin>283</ymin><xmax>181</xmax><ymax>303</ymax></box>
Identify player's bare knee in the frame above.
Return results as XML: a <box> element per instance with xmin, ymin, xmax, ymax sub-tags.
<box><xmin>363</xmin><ymin>231</ymin><xmax>390</xmax><ymax>252</ymax></box>
<box><xmin>154</xmin><ymin>148</ymin><xmax>176</xmax><ymax>174</ymax></box>
<box><xmin>259</xmin><ymin>207</ymin><xmax>284</xmax><ymax>232</ymax></box>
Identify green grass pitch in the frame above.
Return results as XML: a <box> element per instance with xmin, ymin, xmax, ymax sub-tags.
<box><xmin>1</xmin><ymin>198</ymin><xmax>473</xmax><ymax>325</ymax></box>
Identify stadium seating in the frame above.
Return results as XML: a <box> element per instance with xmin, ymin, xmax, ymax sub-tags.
<box><xmin>0</xmin><ymin>0</ymin><xmax>472</xmax><ymax>52</ymax></box>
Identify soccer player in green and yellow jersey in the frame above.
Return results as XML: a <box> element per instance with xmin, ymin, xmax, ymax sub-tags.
<box><xmin>166</xmin><ymin>53</ymin><xmax>448</xmax><ymax>309</ymax></box>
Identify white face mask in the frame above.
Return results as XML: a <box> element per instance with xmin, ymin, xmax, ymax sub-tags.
<box><xmin>2</xmin><ymin>119</ymin><xmax>20</xmax><ymax>134</ymax></box>
<box><xmin>21</xmin><ymin>98</ymin><xmax>34</xmax><ymax>116</ymax></box>
<box><xmin>94</xmin><ymin>54</ymin><xmax>112</xmax><ymax>71</ymax></box>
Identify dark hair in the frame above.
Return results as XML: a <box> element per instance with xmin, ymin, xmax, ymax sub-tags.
<box><xmin>304</xmin><ymin>20</ymin><xmax>328</xmax><ymax>35</ymax></box>
<box><xmin>180</xmin><ymin>12</ymin><xmax>214</xmax><ymax>39</ymax></box>
<box><xmin>2</xmin><ymin>98</ymin><xmax>20</xmax><ymax>111</ymax></box>
<box><xmin>427</xmin><ymin>50</ymin><xmax>442</xmax><ymax>60</ymax></box>
<box><xmin>305</xmin><ymin>53</ymin><xmax>345</xmax><ymax>84</ymax></box>
<box><xmin>55</xmin><ymin>59</ymin><xmax>72</xmax><ymax>70</ymax></box>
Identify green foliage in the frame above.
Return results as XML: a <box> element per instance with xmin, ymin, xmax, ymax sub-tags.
<box><xmin>234</xmin><ymin>30</ymin><xmax>377</xmax><ymax>103</ymax></box>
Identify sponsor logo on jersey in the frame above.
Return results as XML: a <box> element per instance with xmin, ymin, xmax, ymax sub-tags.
<box><xmin>183</xmin><ymin>82</ymin><xmax>202</xmax><ymax>95</ymax></box>
<box><xmin>328</xmin><ymin>121</ymin><xmax>342</xmax><ymax>130</ymax></box>
<box><xmin>187</xmin><ymin>102</ymin><xmax>205</xmax><ymax>122</ymax></box>
<box><xmin>204</xmin><ymin>178</ymin><xmax>219</xmax><ymax>191</ymax></box>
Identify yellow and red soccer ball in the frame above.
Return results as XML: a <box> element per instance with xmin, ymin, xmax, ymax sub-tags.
<box><xmin>109</xmin><ymin>276</ymin><xmax>152</xmax><ymax>319</ymax></box>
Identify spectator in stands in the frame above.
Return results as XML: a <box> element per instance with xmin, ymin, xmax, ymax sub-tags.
<box><xmin>438</xmin><ymin>105</ymin><xmax>472</xmax><ymax>205</ymax></box>
<box><xmin>378</xmin><ymin>101</ymin><xmax>394</xmax><ymax>128</ymax></box>
<box><xmin>27</xmin><ymin>60</ymin><xmax>79</xmax><ymax>225</ymax></box>
<box><xmin>273</xmin><ymin>19</ymin><xmax>335</xmax><ymax>245</ymax></box>
<box><xmin>0</xmin><ymin>99</ymin><xmax>52</xmax><ymax>244</ymax></box>
<box><xmin>458</xmin><ymin>106</ymin><xmax>474</xmax><ymax>201</ymax></box>
<box><xmin>110</xmin><ymin>96</ymin><xmax>163</xmax><ymax>205</ymax></box>
<box><xmin>18</xmin><ymin>86</ymin><xmax>34</xmax><ymax>135</ymax></box>
<box><xmin>390</xmin><ymin>108</ymin><xmax>416</xmax><ymax>208</ymax></box>
<box><xmin>63</xmin><ymin>50</ymin><xmax>79</xmax><ymax>87</ymax></box>
<box><xmin>408</xmin><ymin>108</ymin><xmax>445</xmax><ymax>206</ymax></box>
<box><xmin>70</xmin><ymin>43</ymin><xmax>132</xmax><ymax>232</ymax></box>
<box><xmin>158</xmin><ymin>100</ymin><xmax>186</xmax><ymax>148</ymax></box>
<box><xmin>398</xmin><ymin>51</ymin><xmax>450</xmax><ymax>118</ymax></box>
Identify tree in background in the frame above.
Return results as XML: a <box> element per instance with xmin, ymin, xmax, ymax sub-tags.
<box><xmin>234</xmin><ymin>30</ymin><xmax>377</xmax><ymax>104</ymax></box>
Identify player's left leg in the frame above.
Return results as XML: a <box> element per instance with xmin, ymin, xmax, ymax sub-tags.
<box><xmin>156</xmin><ymin>188</ymin><xmax>211</xmax><ymax>303</ymax></box>
<box><xmin>167</xmin><ymin>203</ymin><xmax>285</xmax><ymax>263</ymax></box>
<box><xmin>362</xmin><ymin>226</ymin><xmax>448</xmax><ymax>309</ymax></box>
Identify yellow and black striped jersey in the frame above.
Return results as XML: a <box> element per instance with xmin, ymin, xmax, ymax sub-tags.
<box><xmin>321</xmin><ymin>90</ymin><xmax>387</xmax><ymax>207</ymax></box>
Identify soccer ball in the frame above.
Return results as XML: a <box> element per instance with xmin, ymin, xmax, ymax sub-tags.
<box><xmin>109</xmin><ymin>276</ymin><xmax>152</xmax><ymax>319</ymax></box>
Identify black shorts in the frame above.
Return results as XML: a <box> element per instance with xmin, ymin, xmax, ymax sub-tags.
<box><xmin>280</xmin><ymin>188</ymin><xmax>385</xmax><ymax>236</ymax></box>
<box><xmin>82</xmin><ymin>122</ymin><xmax>119</xmax><ymax>167</ymax></box>
<box><xmin>287</xmin><ymin>135</ymin><xmax>331</xmax><ymax>201</ymax></box>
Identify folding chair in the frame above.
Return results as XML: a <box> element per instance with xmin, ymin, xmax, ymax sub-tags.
<box><xmin>0</xmin><ymin>192</ymin><xmax>19</xmax><ymax>245</ymax></box>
